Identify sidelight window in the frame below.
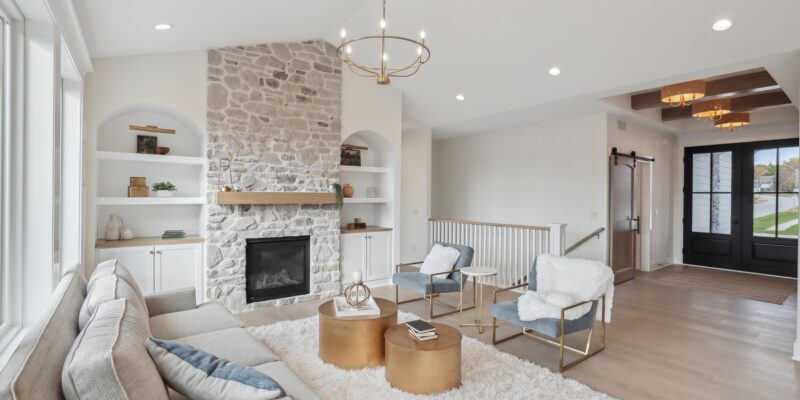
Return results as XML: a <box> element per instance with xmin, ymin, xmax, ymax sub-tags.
<box><xmin>691</xmin><ymin>151</ymin><xmax>732</xmax><ymax>234</ymax></box>
<box><xmin>753</xmin><ymin>146</ymin><xmax>800</xmax><ymax>239</ymax></box>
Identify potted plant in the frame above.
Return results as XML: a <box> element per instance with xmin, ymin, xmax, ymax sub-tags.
<box><xmin>152</xmin><ymin>181</ymin><xmax>177</xmax><ymax>197</ymax></box>
<box><xmin>331</xmin><ymin>183</ymin><xmax>344</xmax><ymax>209</ymax></box>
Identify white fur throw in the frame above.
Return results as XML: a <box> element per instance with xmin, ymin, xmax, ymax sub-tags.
<box><xmin>420</xmin><ymin>244</ymin><xmax>461</xmax><ymax>275</ymax></box>
<box><xmin>517</xmin><ymin>255</ymin><xmax>614</xmax><ymax>323</ymax></box>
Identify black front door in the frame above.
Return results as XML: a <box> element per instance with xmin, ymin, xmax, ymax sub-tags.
<box><xmin>683</xmin><ymin>144</ymin><xmax>742</xmax><ymax>269</ymax></box>
<box><xmin>683</xmin><ymin>139</ymin><xmax>799</xmax><ymax>277</ymax></box>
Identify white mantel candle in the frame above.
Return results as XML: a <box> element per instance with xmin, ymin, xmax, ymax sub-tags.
<box><xmin>353</xmin><ymin>271</ymin><xmax>363</xmax><ymax>284</ymax></box>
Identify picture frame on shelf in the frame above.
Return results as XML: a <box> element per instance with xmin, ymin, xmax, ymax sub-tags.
<box><xmin>137</xmin><ymin>135</ymin><xmax>158</xmax><ymax>154</ymax></box>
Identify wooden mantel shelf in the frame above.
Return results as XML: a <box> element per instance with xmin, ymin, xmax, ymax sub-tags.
<box><xmin>213</xmin><ymin>191</ymin><xmax>336</xmax><ymax>205</ymax></box>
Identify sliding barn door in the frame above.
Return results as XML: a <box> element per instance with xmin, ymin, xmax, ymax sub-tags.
<box><xmin>609</xmin><ymin>156</ymin><xmax>638</xmax><ymax>284</ymax></box>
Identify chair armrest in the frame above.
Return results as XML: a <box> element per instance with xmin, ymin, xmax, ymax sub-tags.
<box><xmin>493</xmin><ymin>282</ymin><xmax>528</xmax><ymax>304</ymax></box>
<box><xmin>395</xmin><ymin>261</ymin><xmax>424</xmax><ymax>274</ymax></box>
<box><xmin>144</xmin><ymin>287</ymin><xmax>197</xmax><ymax>317</ymax></box>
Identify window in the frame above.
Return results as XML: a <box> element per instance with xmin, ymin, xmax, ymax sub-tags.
<box><xmin>691</xmin><ymin>151</ymin><xmax>732</xmax><ymax>234</ymax></box>
<box><xmin>753</xmin><ymin>146</ymin><xmax>800</xmax><ymax>239</ymax></box>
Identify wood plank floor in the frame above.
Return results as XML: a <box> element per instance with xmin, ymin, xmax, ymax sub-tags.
<box><xmin>238</xmin><ymin>265</ymin><xmax>800</xmax><ymax>400</ymax></box>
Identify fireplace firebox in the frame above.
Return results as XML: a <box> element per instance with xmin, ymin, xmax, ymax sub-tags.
<box><xmin>245</xmin><ymin>236</ymin><xmax>310</xmax><ymax>303</ymax></box>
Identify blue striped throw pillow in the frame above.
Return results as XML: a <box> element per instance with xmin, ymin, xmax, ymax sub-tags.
<box><xmin>146</xmin><ymin>338</ymin><xmax>284</xmax><ymax>400</ymax></box>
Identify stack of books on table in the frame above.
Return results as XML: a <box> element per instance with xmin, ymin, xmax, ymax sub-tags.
<box><xmin>406</xmin><ymin>320</ymin><xmax>438</xmax><ymax>342</ymax></box>
<box><xmin>162</xmin><ymin>230</ymin><xmax>186</xmax><ymax>239</ymax></box>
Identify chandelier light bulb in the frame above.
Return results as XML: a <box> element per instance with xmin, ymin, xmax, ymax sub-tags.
<box><xmin>340</xmin><ymin>29</ymin><xmax>347</xmax><ymax>38</ymax></box>
<box><xmin>420</xmin><ymin>30</ymin><xmax>426</xmax><ymax>39</ymax></box>
<box><xmin>380</xmin><ymin>19</ymin><xmax>386</xmax><ymax>29</ymax></box>
<box><xmin>383</xmin><ymin>53</ymin><xmax>388</xmax><ymax>61</ymax></box>
<box><xmin>346</xmin><ymin>45</ymin><xmax>352</xmax><ymax>54</ymax></box>
<box><xmin>417</xmin><ymin>46</ymin><xmax>422</xmax><ymax>55</ymax></box>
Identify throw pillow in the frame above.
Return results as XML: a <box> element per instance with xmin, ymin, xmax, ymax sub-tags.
<box><xmin>79</xmin><ymin>274</ymin><xmax>149</xmax><ymax>330</ymax></box>
<box><xmin>88</xmin><ymin>258</ymin><xmax>144</xmax><ymax>298</ymax></box>
<box><xmin>146</xmin><ymin>338</ymin><xmax>285</xmax><ymax>400</ymax></box>
<box><xmin>419</xmin><ymin>244</ymin><xmax>461</xmax><ymax>275</ymax></box>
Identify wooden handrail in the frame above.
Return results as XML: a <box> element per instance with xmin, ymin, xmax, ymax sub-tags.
<box><xmin>428</xmin><ymin>217</ymin><xmax>549</xmax><ymax>231</ymax></box>
<box><xmin>564</xmin><ymin>227</ymin><xmax>605</xmax><ymax>255</ymax></box>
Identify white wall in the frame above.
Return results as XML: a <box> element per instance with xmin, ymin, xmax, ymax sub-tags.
<box><xmin>84</xmin><ymin>51</ymin><xmax>207</xmax><ymax>271</ymax></box>
<box><xmin>432</xmin><ymin>113</ymin><xmax>609</xmax><ymax>261</ymax></box>
<box><xmin>340</xmin><ymin>69</ymin><xmax>403</xmax><ymax>265</ymax></box>
<box><xmin>672</xmin><ymin>121</ymin><xmax>800</xmax><ymax>264</ymax></box>
<box><xmin>400</xmin><ymin>127</ymin><xmax>432</xmax><ymax>263</ymax></box>
<box><xmin>608</xmin><ymin>117</ymin><xmax>677</xmax><ymax>269</ymax></box>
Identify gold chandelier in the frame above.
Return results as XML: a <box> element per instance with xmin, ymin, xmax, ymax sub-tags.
<box><xmin>715</xmin><ymin>112</ymin><xmax>750</xmax><ymax>132</ymax></box>
<box><xmin>692</xmin><ymin>98</ymin><xmax>732</xmax><ymax>121</ymax></box>
<box><xmin>661</xmin><ymin>80</ymin><xmax>705</xmax><ymax>107</ymax></box>
<box><xmin>337</xmin><ymin>0</ymin><xmax>430</xmax><ymax>85</ymax></box>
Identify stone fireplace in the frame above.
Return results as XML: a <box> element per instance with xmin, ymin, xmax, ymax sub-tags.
<box><xmin>205</xmin><ymin>40</ymin><xmax>342</xmax><ymax>312</ymax></box>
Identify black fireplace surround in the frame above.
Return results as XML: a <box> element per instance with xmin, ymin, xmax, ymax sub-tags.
<box><xmin>245</xmin><ymin>235</ymin><xmax>310</xmax><ymax>303</ymax></box>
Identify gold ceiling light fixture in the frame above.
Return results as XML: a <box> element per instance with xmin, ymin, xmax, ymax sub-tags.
<box><xmin>661</xmin><ymin>80</ymin><xmax>706</xmax><ymax>107</ymax></box>
<box><xmin>691</xmin><ymin>98</ymin><xmax>732</xmax><ymax>121</ymax></box>
<box><xmin>714</xmin><ymin>112</ymin><xmax>750</xmax><ymax>132</ymax></box>
<box><xmin>337</xmin><ymin>0</ymin><xmax>430</xmax><ymax>85</ymax></box>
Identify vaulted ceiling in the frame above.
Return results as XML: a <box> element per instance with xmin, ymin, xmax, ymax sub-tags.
<box><xmin>75</xmin><ymin>0</ymin><xmax>800</xmax><ymax>137</ymax></box>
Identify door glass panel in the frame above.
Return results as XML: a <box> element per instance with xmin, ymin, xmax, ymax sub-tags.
<box><xmin>753</xmin><ymin>194</ymin><xmax>776</xmax><ymax>237</ymax></box>
<box><xmin>712</xmin><ymin>152</ymin><xmax>732</xmax><ymax>192</ymax></box>
<box><xmin>754</xmin><ymin>149</ymin><xmax>777</xmax><ymax>192</ymax></box>
<box><xmin>777</xmin><ymin>194</ymin><xmax>799</xmax><ymax>239</ymax></box>
<box><xmin>692</xmin><ymin>153</ymin><xmax>710</xmax><ymax>192</ymax></box>
<box><xmin>692</xmin><ymin>193</ymin><xmax>710</xmax><ymax>233</ymax></box>
<box><xmin>778</xmin><ymin>146</ymin><xmax>799</xmax><ymax>193</ymax></box>
<box><xmin>711</xmin><ymin>194</ymin><xmax>731</xmax><ymax>234</ymax></box>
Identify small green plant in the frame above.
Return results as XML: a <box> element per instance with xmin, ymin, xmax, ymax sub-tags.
<box><xmin>152</xmin><ymin>181</ymin><xmax>177</xmax><ymax>191</ymax></box>
<box><xmin>331</xmin><ymin>183</ymin><xmax>343</xmax><ymax>209</ymax></box>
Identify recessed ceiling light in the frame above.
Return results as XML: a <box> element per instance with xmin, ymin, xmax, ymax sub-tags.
<box><xmin>154</xmin><ymin>23</ymin><xmax>172</xmax><ymax>31</ymax></box>
<box><xmin>455</xmin><ymin>94</ymin><xmax>465</xmax><ymax>101</ymax></box>
<box><xmin>712</xmin><ymin>19</ymin><xmax>732</xmax><ymax>31</ymax></box>
<box><xmin>548</xmin><ymin>67</ymin><xmax>561</xmax><ymax>76</ymax></box>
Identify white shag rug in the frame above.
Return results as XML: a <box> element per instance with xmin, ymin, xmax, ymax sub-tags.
<box><xmin>247</xmin><ymin>311</ymin><xmax>615</xmax><ymax>400</ymax></box>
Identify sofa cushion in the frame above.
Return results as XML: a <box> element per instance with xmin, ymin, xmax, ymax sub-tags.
<box><xmin>149</xmin><ymin>302</ymin><xmax>243</xmax><ymax>340</ymax></box>
<box><xmin>253</xmin><ymin>361</ymin><xmax>320</xmax><ymax>400</ymax></box>
<box><xmin>146</xmin><ymin>338</ymin><xmax>285</xmax><ymax>400</ymax></box>
<box><xmin>62</xmin><ymin>298</ymin><xmax>169</xmax><ymax>400</ymax></box>
<box><xmin>79</xmin><ymin>273</ymin><xmax>148</xmax><ymax>330</ymax></box>
<box><xmin>0</xmin><ymin>270</ymin><xmax>86</xmax><ymax>400</ymax></box>
<box><xmin>419</xmin><ymin>244</ymin><xmax>461</xmax><ymax>275</ymax></box>
<box><xmin>174</xmin><ymin>328</ymin><xmax>277</xmax><ymax>366</ymax></box>
<box><xmin>392</xmin><ymin>272</ymin><xmax>461</xmax><ymax>295</ymax></box>
<box><xmin>88</xmin><ymin>258</ymin><xmax>144</xmax><ymax>298</ymax></box>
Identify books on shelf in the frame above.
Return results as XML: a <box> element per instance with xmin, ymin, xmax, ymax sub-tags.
<box><xmin>162</xmin><ymin>230</ymin><xmax>186</xmax><ymax>239</ymax></box>
<box><xmin>333</xmin><ymin>296</ymin><xmax>380</xmax><ymax>317</ymax></box>
<box><xmin>406</xmin><ymin>319</ymin><xmax>439</xmax><ymax>342</ymax></box>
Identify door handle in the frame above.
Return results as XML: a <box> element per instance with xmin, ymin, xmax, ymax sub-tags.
<box><xmin>632</xmin><ymin>217</ymin><xmax>641</xmax><ymax>235</ymax></box>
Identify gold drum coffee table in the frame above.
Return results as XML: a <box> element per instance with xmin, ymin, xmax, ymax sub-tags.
<box><xmin>384</xmin><ymin>322</ymin><xmax>462</xmax><ymax>394</ymax></box>
<box><xmin>318</xmin><ymin>297</ymin><xmax>397</xmax><ymax>369</ymax></box>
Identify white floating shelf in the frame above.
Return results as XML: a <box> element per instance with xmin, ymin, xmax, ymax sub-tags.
<box><xmin>340</xmin><ymin>165</ymin><xmax>390</xmax><ymax>174</ymax></box>
<box><xmin>343</xmin><ymin>197</ymin><xmax>388</xmax><ymax>204</ymax></box>
<box><xmin>96</xmin><ymin>197</ymin><xmax>205</xmax><ymax>206</ymax></box>
<box><xmin>97</xmin><ymin>151</ymin><xmax>206</xmax><ymax>165</ymax></box>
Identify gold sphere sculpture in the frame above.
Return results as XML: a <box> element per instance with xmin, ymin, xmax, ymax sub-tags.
<box><xmin>343</xmin><ymin>282</ymin><xmax>372</xmax><ymax>310</ymax></box>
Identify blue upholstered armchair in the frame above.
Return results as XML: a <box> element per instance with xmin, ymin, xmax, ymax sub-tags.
<box><xmin>491</xmin><ymin>258</ymin><xmax>606</xmax><ymax>372</ymax></box>
<box><xmin>393</xmin><ymin>242</ymin><xmax>476</xmax><ymax>319</ymax></box>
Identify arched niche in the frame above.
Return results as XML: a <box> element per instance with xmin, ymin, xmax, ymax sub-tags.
<box><xmin>97</xmin><ymin>104</ymin><xmax>204</xmax><ymax>157</ymax></box>
<box><xmin>342</xmin><ymin>130</ymin><xmax>394</xmax><ymax>169</ymax></box>
<box><xmin>340</xmin><ymin>130</ymin><xmax>396</xmax><ymax>230</ymax></box>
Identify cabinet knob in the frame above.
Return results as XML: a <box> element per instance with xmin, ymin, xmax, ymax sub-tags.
<box><xmin>156</xmin><ymin>250</ymin><xmax>162</xmax><ymax>254</ymax></box>
<box><xmin>149</xmin><ymin>251</ymin><xmax>155</xmax><ymax>255</ymax></box>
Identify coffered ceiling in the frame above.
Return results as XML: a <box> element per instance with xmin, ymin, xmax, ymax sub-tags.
<box><xmin>74</xmin><ymin>0</ymin><xmax>800</xmax><ymax>137</ymax></box>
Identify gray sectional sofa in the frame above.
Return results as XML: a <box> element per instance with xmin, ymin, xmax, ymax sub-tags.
<box><xmin>0</xmin><ymin>262</ymin><xmax>319</xmax><ymax>400</ymax></box>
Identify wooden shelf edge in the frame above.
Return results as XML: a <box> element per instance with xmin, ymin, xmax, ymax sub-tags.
<box><xmin>340</xmin><ymin>226</ymin><xmax>393</xmax><ymax>234</ymax></box>
<box><xmin>213</xmin><ymin>191</ymin><xmax>336</xmax><ymax>205</ymax></box>
<box><xmin>96</xmin><ymin>235</ymin><xmax>205</xmax><ymax>249</ymax></box>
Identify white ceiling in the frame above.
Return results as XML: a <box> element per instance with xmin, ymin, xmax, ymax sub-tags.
<box><xmin>75</xmin><ymin>0</ymin><xmax>800</xmax><ymax>137</ymax></box>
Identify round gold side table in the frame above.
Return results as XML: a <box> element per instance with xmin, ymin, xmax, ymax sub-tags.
<box><xmin>384</xmin><ymin>322</ymin><xmax>462</xmax><ymax>394</ymax></box>
<box><xmin>318</xmin><ymin>297</ymin><xmax>397</xmax><ymax>369</ymax></box>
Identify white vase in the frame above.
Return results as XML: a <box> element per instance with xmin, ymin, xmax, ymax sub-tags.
<box><xmin>105</xmin><ymin>214</ymin><xmax>123</xmax><ymax>241</ymax></box>
<box><xmin>155</xmin><ymin>190</ymin><xmax>174</xmax><ymax>197</ymax></box>
<box><xmin>121</xmin><ymin>226</ymin><xmax>134</xmax><ymax>240</ymax></box>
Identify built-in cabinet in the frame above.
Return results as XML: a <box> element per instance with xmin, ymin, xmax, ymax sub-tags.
<box><xmin>340</xmin><ymin>230</ymin><xmax>393</xmax><ymax>284</ymax></box>
<box><xmin>96</xmin><ymin>242</ymin><xmax>203</xmax><ymax>302</ymax></box>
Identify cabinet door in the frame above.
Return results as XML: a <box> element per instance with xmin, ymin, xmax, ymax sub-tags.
<box><xmin>366</xmin><ymin>231</ymin><xmax>393</xmax><ymax>281</ymax></box>
<box><xmin>96</xmin><ymin>246</ymin><xmax>155</xmax><ymax>293</ymax></box>
<box><xmin>340</xmin><ymin>233</ymin><xmax>366</xmax><ymax>284</ymax></box>
<box><xmin>155</xmin><ymin>243</ymin><xmax>201</xmax><ymax>294</ymax></box>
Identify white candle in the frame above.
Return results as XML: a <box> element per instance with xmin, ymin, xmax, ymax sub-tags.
<box><xmin>353</xmin><ymin>270</ymin><xmax>363</xmax><ymax>284</ymax></box>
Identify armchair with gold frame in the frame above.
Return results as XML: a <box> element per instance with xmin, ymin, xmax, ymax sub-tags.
<box><xmin>490</xmin><ymin>260</ymin><xmax>606</xmax><ymax>372</ymax></box>
<box><xmin>393</xmin><ymin>242</ymin><xmax>476</xmax><ymax>320</ymax></box>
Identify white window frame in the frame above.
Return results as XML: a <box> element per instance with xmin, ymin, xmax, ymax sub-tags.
<box><xmin>0</xmin><ymin>0</ymin><xmax>25</xmax><ymax>361</ymax></box>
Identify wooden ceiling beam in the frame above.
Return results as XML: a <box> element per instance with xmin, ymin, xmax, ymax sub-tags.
<box><xmin>631</xmin><ymin>71</ymin><xmax>778</xmax><ymax>110</ymax></box>
<box><xmin>660</xmin><ymin>90</ymin><xmax>791</xmax><ymax>121</ymax></box>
